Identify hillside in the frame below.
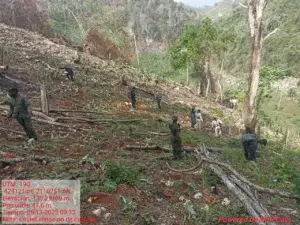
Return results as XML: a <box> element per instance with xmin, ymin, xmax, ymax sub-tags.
<box><xmin>0</xmin><ymin>23</ymin><xmax>300</xmax><ymax>225</ymax></box>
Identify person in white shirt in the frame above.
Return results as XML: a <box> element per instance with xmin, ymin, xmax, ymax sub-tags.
<box><xmin>195</xmin><ymin>110</ymin><xmax>204</xmax><ymax>131</ymax></box>
<box><xmin>212</xmin><ymin>117</ymin><xmax>222</xmax><ymax>137</ymax></box>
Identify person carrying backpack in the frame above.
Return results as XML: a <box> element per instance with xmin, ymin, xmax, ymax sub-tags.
<box><xmin>242</xmin><ymin>127</ymin><xmax>258</xmax><ymax>161</ymax></box>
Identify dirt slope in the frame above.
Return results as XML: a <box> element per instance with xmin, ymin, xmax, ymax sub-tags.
<box><xmin>3</xmin><ymin>23</ymin><xmax>295</xmax><ymax>225</ymax></box>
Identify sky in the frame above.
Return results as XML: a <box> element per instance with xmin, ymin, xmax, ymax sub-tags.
<box><xmin>174</xmin><ymin>0</ymin><xmax>222</xmax><ymax>7</ymax></box>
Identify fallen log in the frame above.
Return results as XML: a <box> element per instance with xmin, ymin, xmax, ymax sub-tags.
<box><xmin>166</xmin><ymin>158</ymin><xmax>203</xmax><ymax>173</ymax></box>
<box><xmin>32</xmin><ymin>108</ymin><xmax>115</xmax><ymax>115</ymax></box>
<box><xmin>0</xmin><ymin>157</ymin><xmax>25</xmax><ymax>163</ymax></box>
<box><xmin>229</xmin><ymin>175</ymin><xmax>258</xmax><ymax>203</ymax></box>
<box><xmin>32</xmin><ymin>110</ymin><xmax>56</xmax><ymax>122</ymax></box>
<box><xmin>124</xmin><ymin>145</ymin><xmax>170</xmax><ymax>153</ymax></box>
<box><xmin>32</xmin><ymin>117</ymin><xmax>76</xmax><ymax>132</ymax></box>
<box><xmin>209</xmin><ymin>164</ymin><xmax>269</xmax><ymax>225</ymax></box>
<box><xmin>0</xmin><ymin>106</ymin><xmax>55</xmax><ymax>122</ymax></box>
<box><xmin>201</xmin><ymin>156</ymin><xmax>300</xmax><ymax>200</ymax></box>
<box><xmin>183</xmin><ymin>146</ymin><xmax>226</xmax><ymax>153</ymax></box>
<box><xmin>229</xmin><ymin>175</ymin><xmax>271</xmax><ymax>218</ymax></box>
<box><xmin>55</xmin><ymin>117</ymin><xmax>97</xmax><ymax>123</ymax></box>
<box><xmin>0</xmin><ymin>127</ymin><xmax>26</xmax><ymax>136</ymax></box>
<box><xmin>0</xmin><ymin>155</ymin><xmax>76</xmax><ymax>164</ymax></box>
<box><xmin>138</xmin><ymin>132</ymin><xmax>169</xmax><ymax>136</ymax></box>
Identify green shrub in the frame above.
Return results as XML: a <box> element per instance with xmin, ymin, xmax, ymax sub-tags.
<box><xmin>181</xmin><ymin>132</ymin><xmax>198</xmax><ymax>145</ymax></box>
<box><xmin>104</xmin><ymin>160</ymin><xmax>139</xmax><ymax>186</ymax></box>
<box><xmin>204</xmin><ymin>169</ymin><xmax>220</xmax><ymax>187</ymax></box>
<box><xmin>101</xmin><ymin>179</ymin><xmax>118</xmax><ymax>193</ymax></box>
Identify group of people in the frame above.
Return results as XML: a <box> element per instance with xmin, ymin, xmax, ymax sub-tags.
<box><xmin>2</xmin><ymin>65</ymin><xmax>265</xmax><ymax>163</ymax></box>
<box><xmin>128</xmin><ymin>86</ymin><xmax>162</xmax><ymax>111</ymax></box>
<box><xmin>190</xmin><ymin>106</ymin><xmax>223</xmax><ymax>137</ymax></box>
<box><xmin>169</xmin><ymin>106</ymin><xmax>267</xmax><ymax>162</ymax></box>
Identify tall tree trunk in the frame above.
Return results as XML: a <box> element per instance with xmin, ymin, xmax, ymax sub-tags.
<box><xmin>186</xmin><ymin>62</ymin><xmax>189</xmax><ymax>85</ymax></box>
<box><xmin>218</xmin><ymin>58</ymin><xmax>224</xmax><ymax>103</ymax></box>
<box><xmin>243</xmin><ymin>0</ymin><xmax>267</xmax><ymax>132</ymax></box>
<box><xmin>133</xmin><ymin>33</ymin><xmax>140</xmax><ymax>67</ymax></box>
<box><xmin>10</xmin><ymin>0</ymin><xmax>16</xmax><ymax>27</ymax></box>
<box><xmin>208</xmin><ymin>58</ymin><xmax>216</xmax><ymax>95</ymax></box>
<box><xmin>205</xmin><ymin>59</ymin><xmax>210</xmax><ymax>97</ymax></box>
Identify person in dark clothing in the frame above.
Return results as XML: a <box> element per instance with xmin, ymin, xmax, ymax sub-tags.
<box><xmin>129</xmin><ymin>86</ymin><xmax>136</xmax><ymax>109</ymax></box>
<box><xmin>7</xmin><ymin>87</ymin><xmax>37</xmax><ymax>143</ymax></box>
<box><xmin>155</xmin><ymin>94</ymin><xmax>162</xmax><ymax>111</ymax></box>
<box><xmin>60</xmin><ymin>67</ymin><xmax>74</xmax><ymax>81</ymax></box>
<box><xmin>242</xmin><ymin>127</ymin><xmax>258</xmax><ymax>161</ymax></box>
<box><xmin>169</xmin><ymin>115</ymin><xmax>183</xmax><ymax>160</ymax></box>
<box><xmin>190</xmin><ymin>106</ymin><xmax>196</xmax><ymax>129</ymax></box>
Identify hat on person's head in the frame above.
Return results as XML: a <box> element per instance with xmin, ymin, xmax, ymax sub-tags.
<box><xmin>8</xmin><ymin>87</ymin><xmax>18</xmax><ymax>93</ymax></box>
<box><xmin>172</xmin><ymin>115</ymin><xmax>178</xmax><ymax>121</ymax></box>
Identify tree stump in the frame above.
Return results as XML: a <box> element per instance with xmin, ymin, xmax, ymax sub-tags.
<box><xmin>40</xmin><ymin>84</ymin><xmax>49</xmax><ymax>115</ymax></box>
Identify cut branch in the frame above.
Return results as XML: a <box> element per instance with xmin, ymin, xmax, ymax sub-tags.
<box><xmin>0</xmin><ymin>127</ymin><xmax>26</xmax><ymax>136</ymax></box>
<box><xmin>0</xmin><ymin>157</ymin><xmax>25</xmax><ymax>163</ymax></box>
<box><xmin>209</xmin><ymin>164</ymin><xmax>268</xmax><ymax>225</ymax></box>
<box><xmin>202</xmin><ymin>156</ymin><xmax>300</xmax><ymax>200</ymax></box>
<box><xmin>166</xmin><ymin>157</ymin><xmax>203</xmax><ymax>172</ymax></box>
<box><xmin>239</xmin><ymin>3</ymin><xmax>248</xmax><ymax>8</ymax></box>
<box><xmin>32</xmin><ymin>117</ymin><xmax>76</xmax><ymax>131</ymax></box>
<box><xmin>0</xmin><ymin>106</ymin><xmax>55</xmax><ymax>122</ymax></box>
<box><xmin>264</xmin><ymin>28</ymin><xmax>279</xmax><ymax>41</ymax></box>
<box><xmin>138</xmin><ymin>132</ymin><xmax>169</xmax><ymax>136</ymax></box>
<box><xmin>124</xmin><ymin>145</ymin><xmax>170</xmax><ymax>153</ymax></box>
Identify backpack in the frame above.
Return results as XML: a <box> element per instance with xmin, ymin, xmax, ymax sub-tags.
<box><xmin>242</xmin><ymin>133</ymin><xmax>257</xmax><ymax>143</ymax></box>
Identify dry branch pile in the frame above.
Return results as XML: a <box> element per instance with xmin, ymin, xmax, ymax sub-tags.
<box><xmin>167</xmin><ymin>146</ymin><xmax>300</xmax><ymax>225</ymax></box>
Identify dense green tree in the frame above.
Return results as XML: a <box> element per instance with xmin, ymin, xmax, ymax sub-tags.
<box><xmin>168</xmin><ymin>17</ymin><xmax>226</xmax><ymax>96</ymax></box>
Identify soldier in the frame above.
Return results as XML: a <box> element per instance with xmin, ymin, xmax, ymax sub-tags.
<box><xmin>190</xmin><ymin>106</ymin><xmax>196</xmax><ymax>129</ymax></box>
<box><xmin>129</xmin><ymin>86</ymin><xmax>136</xmax><ymax>110</ymax></box>
<box><xmin>212</xmin><ymin>117</ymin><xmax>222</xmax><ymax>137</ymax></box>
<box><xmin>60</xmin><ymin>67</ymin><xmax>74</xmax><ymax>81</ymax></box>
<box><xmin>169</xmin><ymin>115</ymin><xmax>183</xmax><ymax>160</ymax></box>
<box><xmin>242</xmin><ymin>127</ymin><xmax>258</xmax><ymax>161</ymax></box>
<box><xmin>155</xmin><ymin>94</ymin><xmax>162</xmax><ymax>111</ymax></box>
<box><xmin>7</xmin><ymin>87</ymin><xmax>37</xmax><ymax>143</ymax></box>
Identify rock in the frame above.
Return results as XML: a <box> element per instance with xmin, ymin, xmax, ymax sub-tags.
<box><xmin>221</xmin><ymin>198</ymin><xmax>230</xmax><ymax>206</ymax></box>
<box><xmin>92</xmin><ymin>208</ymin><xmax>101</xmax><ymax>216</ymax></box>
<box><xmin>193</xmin><ymin>192</ymin><xmax>203</xmax><ymax>199</ymax></box>
<box><xmin>104</xmin><ymin>213</ymin><xmax>111</xmax><ymax>221</ymax></box>
<box><xmin>165</xmin><ymin>180</ymin><xmax>174</xmax><ymax>187</ymax></box>
<box><xmin>179</xmin><ymin>196</ymin><xmax>186</xmax><ymax>201</ymax></box>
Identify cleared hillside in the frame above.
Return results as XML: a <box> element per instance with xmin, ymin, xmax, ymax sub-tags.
<box><xmin>0</xmin><ymin>23</ymin><xmax>299</xmax><ymax>225</ymax></box>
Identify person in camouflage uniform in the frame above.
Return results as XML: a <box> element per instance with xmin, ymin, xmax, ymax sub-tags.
<box><xmin>169</xmin><ymin>115</ymin><xmax>183</xmax><ymax>160</ymax></box>
<box><xmin>242</xmin><ymin>127</ymin><xmax>258</xmax><ymax>161</ymax></box>
<box><xmin>190</xmin><ymin>106</ymin><xmax>196</xmax><ymax>129</ymax></box>
<box><xmin>7</xmin><ymin>87</ymin><xmax>37</xmax><ymax>143</ymax></box>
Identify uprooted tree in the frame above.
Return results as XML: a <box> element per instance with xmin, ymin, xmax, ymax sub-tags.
<box><xmin>243</xmin><ymin>0</ymin><xmax>268</xmax><ymax>131</ymax></box>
